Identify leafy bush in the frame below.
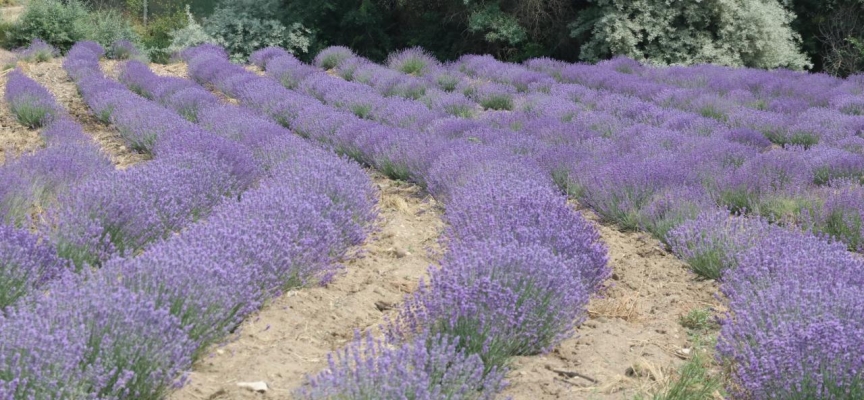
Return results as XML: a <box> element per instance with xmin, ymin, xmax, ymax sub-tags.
<box><xmin>7</xmin><ymin>0</ymin><xmax>89</xmax><ymax>52</ymax></box>
<box><xmin>571</xmin><ymin>0</ymin><xmax>812</xmax><ymax>69</ymax></box>
<box><xmin>7</xmin><ymin>0</ymin><xmax>141</xmax><ymax>54</ymax></box>
<box><xmin>81</xmin><ymin>8</ymin><xmax>140</xmax><ymax>51</ymax></box>
<box><xmin>164</xmin><ymin>5</ymin><xmax>213</xmax><ymax>61</ymax></box>
<box><xmin>203</xmin><ymin>0</ymin><xmax>310</xmax><ymax>62</ymax></box>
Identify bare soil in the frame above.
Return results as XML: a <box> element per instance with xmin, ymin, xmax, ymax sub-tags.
<box><xmin>169</xmin><ymin>175</ymin><xmax>444</xmax><ymax>400</ymax></box>
<box><xmin>502</xmin><ymin>209</ymin><xmax>723</xmax><ymax>399</ymax></box>
<box><xmin>19</xmin><ymin>59</ymin><xmax>148</xmax><ymax>168</ymax></box>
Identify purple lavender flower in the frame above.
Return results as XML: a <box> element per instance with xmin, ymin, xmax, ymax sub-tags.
<box><xmin>314</xmin><ymin>46</ymin><xmax>356</xmax><ymax>70</ymax></box>
<box><xmin>4</xmin><ymin>69</ymin><xmax>60</xmax><ymax>128</ymax></box>
<box><xmin>108</xmin><ymin>39</ymin><xmax>145</xmax><ymax>61</ymax></box>
<box><xmin>666</xmin><ymin>209</ymin><xmax>776</xmax><ymax>279</ymax></box>
<box><xmin>387</xmin><ymin>47</ymin><xmax>439</xmax><ymax>76</ymax></box>
<box><xmin>16</xmin><ymin>38</ymin><xmax>58</xmax><ymax>63</ymax></box>
<box><xmin>45</xmin><ymin>152</ymin><xmax>244</xmax><ymax>268</ymax></box>
<box><xmin>0</xmin><ymin>271</ymin><xmax>195</xmax><ymax>399</ymax></box>
<box><xmin>298</xmin><ymin>333</ymin><xmax>506</xmax><ymax>400</ymax></box>
<box><xmin>718</xmin><ymin>229</ymin><xmax>864</xmax><ymax>399</ymax></box>
<box><xmin>0</xmin><ymin>225</ymin><xmax>65</xmax><ymax>309</ymax></box>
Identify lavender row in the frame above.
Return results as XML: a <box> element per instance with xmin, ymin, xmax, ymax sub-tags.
<box><xmin>0</xmin><ymin>142</ymin><xmax>378</xmax><ymax>399</ymax></box>
<box><xmin>181</xmin><ymin>45</ymin><xmax>608</xmax><ymax>397</ymax></box>
<box><xmin>47</xmin><ymin>42</ymin><xmax>263</xmax><ymax>269</ymax></box>
<box><xmin>1</xmin><ymin>71</ymin><xmax>114</xmax><ymax>309</ymax></box>
<box><xmin>0</xmin><ymin>43</ymin><xmax>378</xmax><ymax>399</ymax></box>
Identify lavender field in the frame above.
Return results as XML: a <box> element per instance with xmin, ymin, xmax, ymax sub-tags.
<box><xmin>0</xmin><ymin>39</ymin><xmax>862</xmax><ymax>400</ymax></box>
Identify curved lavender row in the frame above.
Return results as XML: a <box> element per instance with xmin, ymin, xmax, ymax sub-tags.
<box><xmin>0</xmin><ymin>150</ymin><xmax>378</xmax><ymax>399</ymax></box>
<box><xmin>45</xmin><ymin>42</ymin><xmax>265</xmax><ymax>269</ymax></box>
<box><xmin>183</xmin><ymin>45</ymin><xmax>609</xmax><ymax>397</ymax></box>
<box><xmin>114</xmin><ymin>60</ymin><xmax>377</xmax><ymax>248</ymax></box>
<box><xmin>1</xmin><ymin>72</ymin><xmax>115</xmax><ymax>310</ymax></box>
<box><xmin>4</xmin><ymin>69</ymin><xmax>62</xmax><ymax>129</ymax></box>
<box><xmin>2</xmin><ymin>72</ymin><xmax>114</xmax><ymax>225</ymax></box>
<box><xmin>15</xmin><ymin>39</ymin><xmax>59</xmax><ymax>63</ymax></box>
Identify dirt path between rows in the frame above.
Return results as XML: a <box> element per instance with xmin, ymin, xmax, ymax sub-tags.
<box><xmin>19</xmin><ymin>59</ymin><xmax>147</xmax><ymax>168</ymax></box>
<box><xmin>503</xmin><ymin>209</ymin><xmax>723</xmax><ymax>399</ymax></box>
<box><xmin>170</xmin><ymin>175</ymin><xmax>444</xmax><ymax>399</ymax></box>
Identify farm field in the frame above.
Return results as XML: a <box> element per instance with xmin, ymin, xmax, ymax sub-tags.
<box><xmin>0</xmin><ymin>39</ymin><xmax>862</xmax><ymax>400</ymax></box>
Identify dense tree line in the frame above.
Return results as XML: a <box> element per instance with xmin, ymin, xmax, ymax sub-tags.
<box><xmin>264</xmin><ymin>0</ymin><xmax>864</xmax><ymax>74</ymax></box>
<box><xmin>11</xmin><ymin>0</ymin><xmax>864</xmax><ymax>75</ymax></box>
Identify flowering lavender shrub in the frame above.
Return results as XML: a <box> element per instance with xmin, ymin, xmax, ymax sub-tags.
<box><xmin>108</xmin><ymin>39</ymin><xmax>144</xmax><ymax>61</ymax></box>
<box><xmin>266</xmin><ymin>53</ymin><xmax>318</xmax><ymax>89</ymax></box>
<box><xmin>387</xmin><ymin>47</ymin><xmax>439</xmax><ymax>76</ymax></box>
<box><xmin>0</xmin><ymin>272</ymin><xmax>195</xmax><ymax>399</ymax></box>
<box><xmin>0</xmin><ymin>139</ymin><xmax>112</xmax><ymax>225</ymax></box>
<box><xmin>389</xmin><ymin>239</ymin><xmax>593</xmax><ymax>369</ymax></box>
<box><xmin>666</xmin><ymin>209</ymin><xmax>775</xmax><ymax>279</ymax></box>
<box><xmin>46</xmin><ymin>152</ymin><xmax>243</xmax><ymax>268</ymax></box>
<box><xmin>0</xmin><ymin>225</ymin><xmax>65</xmax><ymax>309</ymax></box>
<box><xmin>297</xmin><ymin>333</ymin><xmax>506</xmax><ymax>400</ymax></box>
<box><xmin>314</xmin><ymin>46</ymin><xmax>355</xmax><ymax>69</ymax></box>
<box><xmin>468</xmin><ymin>82</ymin><xmax>515</xmax><ymax>111</ymax></box>
<box><xmin>718</xmin><ymin>230</ymin><xmax>864</xmax><ymax>399</ymax></box>
<box><xmin>17</xmin><ymin>38</ymin><xmax>58</xmax><ymax>63</ymax></box>
<box><xmin>4</xmin><ymin>69</ymin><xmax>59</xmax><ymax>128</ymax></box>
<box><xmin>811</xmin><ymin>180</ymin><xmax>864</xmax><ymax>251</ymax></box>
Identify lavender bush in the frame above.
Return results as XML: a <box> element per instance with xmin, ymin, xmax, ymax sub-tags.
<box><xmin>0</xmin><ymin>225</ymin><xmax>65</xmax><ymax>310</ymax></box>
<box><xmin>0</xmin><ymin>272</ymin><xmax>195</xmax><ymax>399</ymax></box>
<box><xmin>297</xmin><ymin>333</ymin><xmax>506</xmax><ymax>400</ymax></box>
<box><xmin>718</xmin><ymin>230</ymin><xmax>864</xmax><ymax>399</ymax></box>
<box><xmin>4</xmin><ymin>70</ymin><xmax>59</xmax><ymax>128</ymax></box>
<box><xmin>46</xmin><ymin>152</ymin><xmax>244</xmax><ymax>268</ymax></box>
<box><xmin>16</xmin><ymin>39</ymin><xmax>58</xmax><ymax>63</ymax></box>
<box><xmin>387</xmin><ymin>47</ymin><xmax>439</xmax><ymax>76</ymax></box>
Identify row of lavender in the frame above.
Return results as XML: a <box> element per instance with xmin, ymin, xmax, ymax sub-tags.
<box><xmin>254</xmin><ymin>46</ymin><xmax>864</xmax><ymax>398</ymax></box>
<box><xmin>0</xmin><ymin>42</ymin><xmax>378</xmax><ymax>399</ymax></box>
<box><xmin>177</xmin><ymin>44</ymin><xmax>608</xmax><ymax>398</ymax></box>
<box><xmin>0</xmin><ymin>69</ymin><xmax>114</xmax><ymax>310</ymax></box>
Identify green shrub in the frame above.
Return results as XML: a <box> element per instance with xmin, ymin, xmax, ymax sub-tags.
<box><xmin>165</xmin><ymin>5</ymin><xmax>213</xmax><ymax>61</ymax></box>
<box><xmin>7</xmin><ymin>0</ymin><xmax>89</xmax><ymax>52</ymax></box>
<box><xmin>204</xmin><ymin>0</ymin><xmax>310</xmax><ymax>62</ymax></box>
<box><xmin>571</xmin><ymin>0</ymin><xmax>812</xmax><ymax>70</ymax></box>
<box><xmin>82</xmin><ymin>9</ymin><xmax>140</xmax><ymax>51</ymax></box>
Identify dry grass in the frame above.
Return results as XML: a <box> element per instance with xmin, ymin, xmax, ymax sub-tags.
<box><xmin>587</xmin><ymin>291</ymin><xmax>640</xmax><ymax>321</ymax></box>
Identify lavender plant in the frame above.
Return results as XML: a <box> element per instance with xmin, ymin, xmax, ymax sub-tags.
<box><xmin>298</xmin><ymin>333</ymin><xmax>506</xmax><ymax>400</ymax></box>
<box><xmin>387</xmin><ymin>47</ymin><xmax>439</xmax><ymax>76</ymax></box>
<box><xmin>4</xmin><ymin>69</ymin><xmax>59</xmax><ymax>128</ymax></box>
<box><xmin>0</xmin><ymin>271</ymin><xmax>195</xmax><ymax>399</ymax></box>
<box><xmin>0</xmin><ymin>225</ymin><xmax>65</xmax><ymax>309</ymax></box>
<box><xmin>16</xmin><ymin>38</ymin><xmax>58</xmax><ymax>63</ymax></box>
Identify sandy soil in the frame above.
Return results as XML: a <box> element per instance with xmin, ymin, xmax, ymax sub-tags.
<box><xmin>169</xmin><ymin>174</ymin><xmax>444</xmax><ymax>400</ymax></box>
<box><xmin>0</xmin><ymin>64</ymin><xmax>43</xmax><ymax>165</ymax></box>
<box><xmin>19</xmin><ymin>59</ymin><xmax>148</xmax><ymax>168</ymax></box>
<box><xmin>502</xmin><ymin>209</ymin><xmax>723</xmax><ymax>399</ymax></box>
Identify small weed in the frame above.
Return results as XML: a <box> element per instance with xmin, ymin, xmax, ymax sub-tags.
<box><xmin>641</xmin><ymin>351</ymin><xmax>722</xmax><ymax>400</ymax></box>
<box><xmin>679</xmin><ymin>309</ymin><xmax>718</xmax><ymax>332</ymax></box>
